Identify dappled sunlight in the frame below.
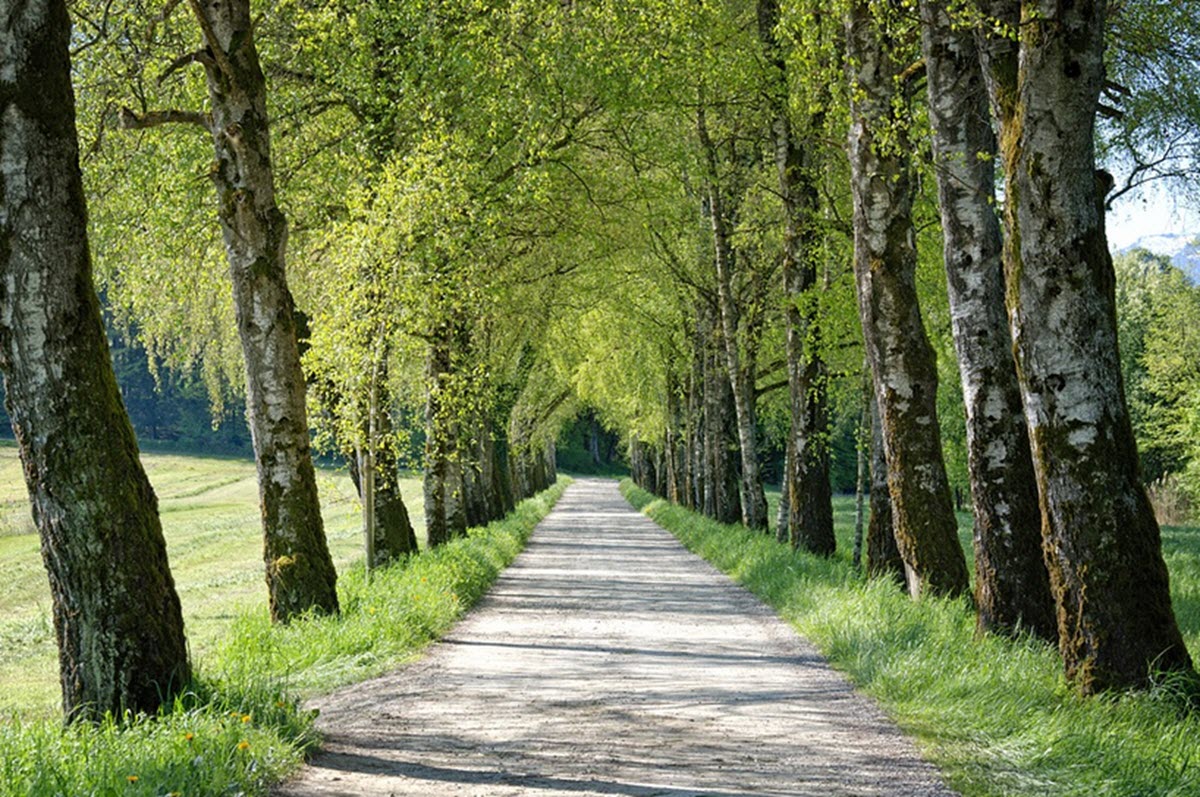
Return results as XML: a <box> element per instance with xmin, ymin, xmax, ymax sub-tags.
<box><xmin>280</xmin><ymin>479</ymin><xmax>952</xmax><ymax>796</ymax></box>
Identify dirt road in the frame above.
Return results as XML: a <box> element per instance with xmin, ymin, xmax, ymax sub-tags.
<box><xmin>275</xmin><ymin>478</ymin><xmax>956</xmax><ymax>796</ymax></box>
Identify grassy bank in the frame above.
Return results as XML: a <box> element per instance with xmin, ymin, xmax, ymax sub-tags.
<box><xmin>622</xmin><ymin>480</ymin><xmax>1200</xmax><ymax>797</ymax></box>
<box><xmin>0</xmin><ymin>464</ymin><xmax>568</xmax><ymax>797</ymax></box>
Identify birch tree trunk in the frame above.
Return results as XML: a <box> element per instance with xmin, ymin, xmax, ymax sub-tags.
<box><xmin>983</xmin><ymin>0</ymin><xmax>1192</xmax><ymax>691</ymax></box>
<box><xmin>697</xmin><ymin>110</ymin><xmax>769</xmax><ymax>531</ymax></box>
<box><xmin>845</xmin><ymin>0</ymin><xmax>969</xmax><ymax>597</ymax></box>
<box><xmin>919</xmin><ymin>0</ymin><xmax>1055</xmax><ymax>640</ymax></box>
<box><xmin>0</xmin><ymin>0</ymin><xmax>190</xmax><ymax>719</ymax></box>
<box><xmin>424</xmin><ymin>326</ymin><xmax>455</xmax><ymax>547</ymax></box>
<box><xmin>776</xmin><ymin>446</ymin><xmax>791</xmax><ymax>543</ymax></box>
<box><xmin>701</xmin><ymin>302</ymin><xmax>743</xmax><ymax>525</ymax></box>
<box><xmin>757</xmin><ymin>0</ymin><xmax>836</xmax><ymax>554</ymax></box>
<box><xmin>192</xmin><ymin>0</ymin><xmax>338</xmax><ymax>621</ymax></box>
<box><xmin>689</xmin><ymin>318</ymin><xmax>708</xmax><ymax>513</ymax></box>
<box><xmin>373</xmin><ymin>371</ymin><xmax>418</xmax><ymax>562</ymax></box>
<box><xmin>866</xmin><ymin>391</ymin><xmax>905</xmax><ymax>583</ymax></box>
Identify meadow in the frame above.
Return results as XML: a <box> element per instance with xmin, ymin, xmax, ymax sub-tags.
<box><xmin>0</xmin><ymin>441</ymin><xmax>419</xmax><ymax>717</ymax></box>
<box><xmin>633</xmin><ymin>481</ymin><xmax>1200</xmax><ymax>796</ymax></box>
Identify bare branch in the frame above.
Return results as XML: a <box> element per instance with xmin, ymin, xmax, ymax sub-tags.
<box><xmin>119</xmin><ymin>106</ymin><xmax>212</xmax><ymax>133</ymax></box>
<box><xmin>157</xmin><ymin>49</ymin><xmax>214</xmax><ymax>85</ymax></box>
<box><xmin>754</xmin><ymin>377</ymin><xmax>789</xmax><ymax>399</ymax></box>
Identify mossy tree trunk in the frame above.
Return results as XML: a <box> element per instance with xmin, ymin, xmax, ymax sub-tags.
<box><xmin>982</xmin><ymin>0</ymin><xmax>1192</xmax><ymax>691</ymax></box>
<box><xmin>919</xmin><ymin>0</ymin><xmax>1055</xmax><ymax>640</ymax></box>
<box><xmin>845</xmin><ymin>0</ymin><xmax>969</xmax><ymax>598</ymax></box>
<box><xmin>372</xmin><ymin>371</ymin><xmax>419</xmax><ymax>563</ymax></box>
<box><xmin>191</xmin><ymin>0</ymin><xmax>338</xmax><ymax>622</ymax></box>
<box><xmin>757</xmin><ymin>0</ymin><xmax>836</xmax><ymax>555</ymax></box>
<box><xmin>0</xmin><ymin>0</ymin><xmax>190</xmax><ymax>720</ymax></box>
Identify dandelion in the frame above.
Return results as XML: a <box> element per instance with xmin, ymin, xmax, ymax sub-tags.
<box><xmin>126</xmin><ymin>775</ymin><xmax>138</xmax><ymax>783</ymax></box>
<box><xmin>241</xmin><ymin>714</ymin><xmax>252</xmax><ymax>723</ymax></box>
<box><xmin>276</xmin><ymin>700</ymin><xmax>287</xmax><ymax>708</ymax></box>
<box><xmin>185</xmin><ymin>732</ymin><xmax>194</xmax><ymax>742</ymax></box>
<box><xmin>368</xmin><ymin>607</ymin><xmax>376</xmax><ymax>615</ymax></box>
<box><xmin>237</xmin><ymin>740</ymin><xmax>250</xmax><ymax>751</ymax></box>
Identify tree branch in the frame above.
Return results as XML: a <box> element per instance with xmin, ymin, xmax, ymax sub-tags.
<box><xmin>119</xmin><ymin>107</ymin><xmax>212</xmax><ymax>133</ymax></box>
<box><xmin>157</xmin><ymin>49</ymin><xmax>214</xmax><ymax>85</ymax></box>
<box><xmin>187</xmin><ymin>0</ymin><xmax>236</xmax><ymax>79</ymax></box>
<box><xmin>754</xmin><ymin>377</ymin><xmax>789</xmax><ymax>399</ymax></box>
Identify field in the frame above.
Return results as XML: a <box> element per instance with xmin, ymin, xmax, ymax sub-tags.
<box><xmin>0</xmin><ymin>442</ymin><xmax>423</xmax><ymax>717</ymax></box>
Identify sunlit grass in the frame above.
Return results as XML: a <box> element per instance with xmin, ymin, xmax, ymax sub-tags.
<box><xmin>0</xmin><ymin>444</ymin><xmax>567</xmax><ymax>797</ymax></box>
<box><xmin>0</xmin><ymin>442</ymin><xmax>388</xmax><ymax>717</ymax></box>
<box><xmin>627</xmin><ymin>479</ymin><xmax>1200</xmax><ymax>797</ymax></box>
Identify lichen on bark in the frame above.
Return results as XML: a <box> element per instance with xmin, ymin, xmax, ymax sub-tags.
<box><xmin>982</xmin><ymin>0</ymin><xmax>1192</xmax><ymax>691</ymax></box>
<box><xmin>0</xmin><ymin>0</ymin><xmax>190</xmax><ymax>719</ymax></box>
<box><xmin>192</xmin><ymin>0</ymin><xmax>338</xmax><ymax>621</ymax></box>
<box><xmin>845</xmin><ymin>0</ymin><xmax>969</xmax><ymax>598</ymax></box>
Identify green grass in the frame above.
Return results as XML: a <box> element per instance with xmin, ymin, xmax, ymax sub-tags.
<box><xmin>0</xmin><ymin>438</ymin><xmax>567</xmax><ymax>796</ymax></box>
<box><xmin>0</xmin><ymin>443</ymin><xmax>386</xmax><ymax>716</ymax></box>
<box><xmin>624</xmin><ymin>479</ymin><xmax>1200</xmax><ymax>797</ymax></box>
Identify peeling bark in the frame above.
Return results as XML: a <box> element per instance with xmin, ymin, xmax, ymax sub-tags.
<box><xmin>0</xmin><ymin>0</ymin><xmax>190</xmax><ymax>719</ymax></box>
<box><xmin>845</xmin><ymin>0</ymin><xmax>969</xmax><ymax>597</ymax></box>
<box><xmin>192</xmin><ymin>0</ymin><xmax>337</xmax><ymax>621</ymax></box>
<box><xmin>982</xmin><ymin>0</ymin><xmax>1192</xmax><ymax>691</ymax></box>
<box><xmin>919</xmin><ymin>0</ymin><xmax>1055</xmax><ymax>639</ymax></box>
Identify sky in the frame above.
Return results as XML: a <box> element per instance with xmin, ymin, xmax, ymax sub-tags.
<box><xmin>1107</xmin><ymin>186</ymin><xmax>1200</xmax><ymax>250</ymax></box>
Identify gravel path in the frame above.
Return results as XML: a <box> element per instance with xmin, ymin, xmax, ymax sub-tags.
<box><xmin>275</xmin><ymin>478</ymin><xmax>957</xmax><ymax>796</ymax></box>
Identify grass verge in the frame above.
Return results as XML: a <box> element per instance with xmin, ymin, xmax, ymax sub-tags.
<box><xmin>0</xmin><ymin>478</ymin><xmax>569</xmax><ymax>797</ymax></box>
<box><xmin>621</xmin><ymin>479</ymin><xmax>1200</xmax><ymax>797</ymax></box>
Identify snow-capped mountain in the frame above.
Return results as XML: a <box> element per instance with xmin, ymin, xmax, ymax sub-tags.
<box><xmin>1119</xmin><ymin>233</ymin><xmax>1200</xmax><ymax>282</ymax></box>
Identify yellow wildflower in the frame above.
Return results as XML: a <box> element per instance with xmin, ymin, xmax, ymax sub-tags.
<box><xmin>241</xmin><ymin>714</ymin><xmax>252</xmax><ymax>723</ymax></box>
<box><xmin>237</xmin><ymin>740</ymin><xmax>250</xmax><ymax>751</ymax></box>
<box><xmin>126</xmin><ymin>775</ymin><xmax>138</xmax><ymax>783</ymax></box>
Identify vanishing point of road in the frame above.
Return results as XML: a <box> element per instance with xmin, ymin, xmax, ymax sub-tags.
<box><xmin>276</xmin><ymin>478</ymin><xmax>957</xmax><ymax>797</ymax></box>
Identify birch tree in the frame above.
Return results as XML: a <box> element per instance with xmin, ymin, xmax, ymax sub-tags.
<box><xmin>845</xmin><ymin>0</ymin><xmax>969</xmax><ymax>597</ymax></box>
<box><xmin>979</xmin><ymin>0</ymin><xmax>1192</xmax><ymax>691</ymax></box>
<box><xmin>918</xmin><ymin>0</ymin><xmax>1055</xmax><ymax>638</ymax></box>
<box><xmin>0</xmin><ymin>0</ymin><xmax>190</xmax><ymax>719</ymax></box>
